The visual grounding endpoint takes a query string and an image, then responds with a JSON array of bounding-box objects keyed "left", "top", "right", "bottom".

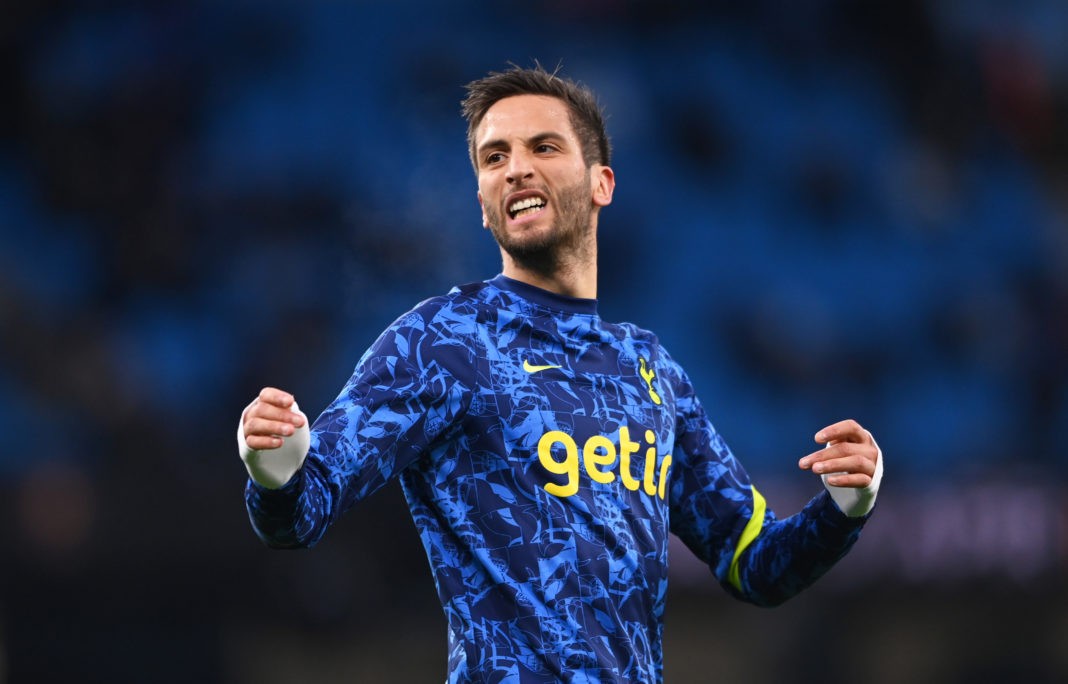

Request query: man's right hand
[{"left": 242, "top": 387, "right": 307, "bottom": 451}]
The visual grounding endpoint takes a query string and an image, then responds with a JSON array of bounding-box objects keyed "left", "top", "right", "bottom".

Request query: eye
[
  {"left": 535, "top": 143, "right": 558, "bottom": 154},
  {"left": 484, "top": 152, "right": 505, "bottom": 166}
]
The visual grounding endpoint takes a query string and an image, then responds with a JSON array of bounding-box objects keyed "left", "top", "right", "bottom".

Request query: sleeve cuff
[{"left": 237, "top": 400, "right": 310, "bottom": 489}]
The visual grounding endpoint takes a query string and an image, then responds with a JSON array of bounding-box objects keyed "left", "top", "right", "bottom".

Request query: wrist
[
  {"left": 822, "top": 431, "right": 883, "bottom": 518},
  {"left": 237, "top": 401, "right": 310, "bottom": 489}
]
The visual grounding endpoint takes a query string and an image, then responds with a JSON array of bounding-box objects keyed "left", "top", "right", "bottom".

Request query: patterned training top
[{"left": 245, "top": 274, "right": 867, "bottom": 683}]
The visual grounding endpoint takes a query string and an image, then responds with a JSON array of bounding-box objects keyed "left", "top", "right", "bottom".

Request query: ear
[
  {"left": 477, "top": 191, "right": 489, "bottom": 228},
  {"left": 591, "top": 165, "right": 615, "bottom": 208}
]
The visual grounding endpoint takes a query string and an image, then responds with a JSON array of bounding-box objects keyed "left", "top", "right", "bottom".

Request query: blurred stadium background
[{"left": 1, "top": 1, "right": 1065, "bottom": 682}]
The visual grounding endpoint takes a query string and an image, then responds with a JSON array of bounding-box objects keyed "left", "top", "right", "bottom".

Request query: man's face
[{"left": 474, "top": 95, "right": 612, "bottom": 268}]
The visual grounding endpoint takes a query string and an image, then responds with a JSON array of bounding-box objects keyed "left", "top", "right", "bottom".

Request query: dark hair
[{"left": 461, "top": 63, "right": 611, "bottom": 172}]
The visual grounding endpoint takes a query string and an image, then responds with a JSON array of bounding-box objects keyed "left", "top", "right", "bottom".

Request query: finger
[
  {"left": 244, "top": 416, "right": 298, "bottom": 440},
  {"left": 246, "top": 434, "right": 286, "bottom": 451},
  {"left": 798, "top": 442, "right": 873, "bottom": 470},
  {"left": 821, "top": 472, "right": 873, "bottom": 488},
  {"left": 258, "top": 387, "right": 297, "bottom": 409},
  {"left": 248, "top": 401, "right": 306, "bottom": 427},
  {"left": 814, "top": 419, "right": 869, "bottom": 445},
  {"left": 805, "top": 452, "right": 875, "bottom": 478}
]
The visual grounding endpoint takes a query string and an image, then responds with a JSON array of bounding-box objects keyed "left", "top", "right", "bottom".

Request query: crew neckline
[{"left": 488, "top": 274, "right": 599, "bottom": 316}]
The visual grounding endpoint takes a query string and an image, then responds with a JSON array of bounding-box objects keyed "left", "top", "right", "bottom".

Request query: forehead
[{"left": 475, "top": 94, "right": 577, "bottom": 146}]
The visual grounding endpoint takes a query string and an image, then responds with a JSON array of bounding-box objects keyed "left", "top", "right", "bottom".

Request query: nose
[{"left": 505, "top": 149, "right": 534, "bottom": 184}]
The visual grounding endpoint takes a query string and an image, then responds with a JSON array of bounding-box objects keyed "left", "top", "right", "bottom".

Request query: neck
[
  {"left": 501, "top": 260, "right": 597, "bottom": 300},
  {"left": 500, "top": 223, "right": 598, "bottom": 299}
]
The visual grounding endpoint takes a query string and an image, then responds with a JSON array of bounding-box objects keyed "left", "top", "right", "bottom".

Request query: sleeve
[
  {"left": 244, "top": 304, "right": 473, "bottom": 549},
  {"left": 666, "top": 363, "right": 868, "bottom": 607}
]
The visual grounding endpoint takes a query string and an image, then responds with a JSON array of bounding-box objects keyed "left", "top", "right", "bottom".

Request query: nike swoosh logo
[{"left": 523, "top": 359, "right": 562, "bottom": 374}]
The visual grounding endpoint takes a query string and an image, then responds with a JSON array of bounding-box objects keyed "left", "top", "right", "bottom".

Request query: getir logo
[{"left": 537, "top": 426, "right": 672, "bottom": 499}]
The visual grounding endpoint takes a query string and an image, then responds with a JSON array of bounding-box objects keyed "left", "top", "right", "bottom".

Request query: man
[{"left": 238, "top": 65, "right": 883, "bottom": 683}]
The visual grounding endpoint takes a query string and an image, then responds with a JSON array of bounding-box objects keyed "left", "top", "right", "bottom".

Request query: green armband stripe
[{"left": 728, "top": 485, "right": 766, "bottom": 593}]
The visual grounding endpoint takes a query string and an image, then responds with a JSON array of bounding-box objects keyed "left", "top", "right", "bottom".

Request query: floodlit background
[{"left": 1, "top": 1, "right": 1065, "bottom": 682}]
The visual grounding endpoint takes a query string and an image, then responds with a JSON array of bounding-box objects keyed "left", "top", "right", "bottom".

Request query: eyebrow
[{"left": 476, "top": 131, "right": 570, "bottom": 160}]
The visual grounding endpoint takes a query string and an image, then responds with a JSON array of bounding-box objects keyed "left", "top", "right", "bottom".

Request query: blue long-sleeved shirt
[{"left": 245, "top": 275, "right": 869, "bottom": 682}]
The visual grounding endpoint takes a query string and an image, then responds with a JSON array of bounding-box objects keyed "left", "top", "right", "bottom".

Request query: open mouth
[{"left": 508, "top": 196, "right": 547, "bottom": 220}]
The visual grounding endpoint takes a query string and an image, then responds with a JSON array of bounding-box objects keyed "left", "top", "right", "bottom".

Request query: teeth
[{"left": 508, "top": 197, "right": 546, "bottom": 217}]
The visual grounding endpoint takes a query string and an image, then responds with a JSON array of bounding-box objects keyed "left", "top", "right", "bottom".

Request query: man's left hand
[{"left": 798, "top": 419, "right": 879, "bottom": 488}]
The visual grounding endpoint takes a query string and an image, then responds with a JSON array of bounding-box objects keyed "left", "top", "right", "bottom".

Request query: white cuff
[
  {"left": 822, "top": 431, "right": 883, "bottom": 518},
  {"left": 237, "top": 400, "right": 310, "bottom": 489}
]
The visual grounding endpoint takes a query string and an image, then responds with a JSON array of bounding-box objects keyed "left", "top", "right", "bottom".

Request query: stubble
[{"left": 484, "top": 170, "right": 594, "bottom": 277}]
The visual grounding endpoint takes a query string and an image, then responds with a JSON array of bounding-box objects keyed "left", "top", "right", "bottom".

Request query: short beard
[{"left": 485, "top": 171, "right": 594, "bottom": 277}]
